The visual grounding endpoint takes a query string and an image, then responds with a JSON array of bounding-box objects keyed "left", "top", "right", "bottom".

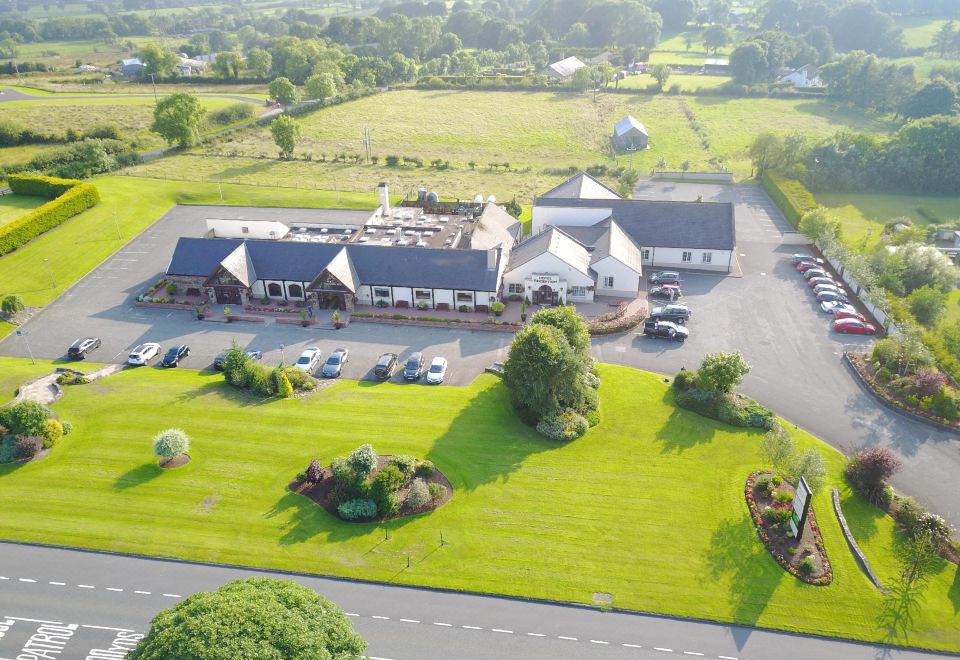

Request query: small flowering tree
[{"left": 153, "top": 428, "right": 190, "bottom": 461}]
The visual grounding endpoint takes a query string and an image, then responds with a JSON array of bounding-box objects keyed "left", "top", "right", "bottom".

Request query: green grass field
[
  {"left": 816, "top": 192, "right": 960, "bottom": 247},
  {"left": 895, "top": 16, "right": 953, "bottom": 49},
  {"left": 0, "top": 363, "right": 956, "bottom": 651},
  {"left": 0, "top": 194, "right": 44, "bottom": 227},
  {"left": 0, "top": 175, "right": 380, "bottom": 339},
  {"left": 616, "top": 73, "right": 733, "bottom": 92},
  {"left": 0, "top": 357, "right": 103, "bottom": 402}
]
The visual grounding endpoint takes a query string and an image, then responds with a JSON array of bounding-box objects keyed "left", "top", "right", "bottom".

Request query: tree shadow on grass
[
  {"left": 877, "top": 575, "right": 928, "bottom": 645},
  {"left": 705, "top": 514, "right": 785, "bottom": 646},
  {"left": 950, "top": 567, "right": 960, "bottom": 614},
  {"left": 653, "top": 388, "right": 719, "bottom": 454},
  {"left": 113, "top": 462, "right": 163, "bottom": 490},
  {"left": 425, "top": 381, "right": 560, "bottom": 492},
  {"left": 174, "top": 378, "right": 277, "bottom": 408}
]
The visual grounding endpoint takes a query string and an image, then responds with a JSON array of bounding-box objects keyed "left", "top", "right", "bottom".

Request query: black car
[
  {"left": 650, "top": 304, "right": 692, "bottom": 323},
  {"left": 374, "top": 353, "right": 398, "bottom": 380},
  {"left": 649, "top": 285, "right": 682, "bottom": 300},
  {"left": 161, "top": 344, "right": 190, "bottom": 367},
  {"left": 403, "top": 352, "right": 425, "bottom": 381},
  {"left": 642, "top": 320, "right": 689, "bottom": 342},
  {"left": 321, "top": 348, "right": 349, "bottom": 378},
  {"left": 213, "top": 349, "right": 262, "bottom": 370},
  {"left": 67, "top": 336, "right": 101, "bottom": 360}
]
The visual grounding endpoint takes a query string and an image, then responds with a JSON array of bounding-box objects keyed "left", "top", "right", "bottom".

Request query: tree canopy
[
  {"left": 151, "top": 93, "right": 205, "bottom": 148},
  {"left": 270, "top": 114, "right": 302, "bottom": 158},
  {"left": 129, "top": 578, "right": 366, "bottom": 660},
  {"left": 268, "top": 77, "right": 301, "bottom": 107}
]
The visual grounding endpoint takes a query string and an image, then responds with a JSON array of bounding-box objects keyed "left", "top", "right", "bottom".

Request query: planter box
[
  {"left": 276, "top": 317, "right": 318, "bottom": 326},
  {"left": 134, "top": 301, "right": 196, "bottom": 311},
  {"left": 351, "top": 315, "right": 520, "bottom": 333},
  {"left": 224, "top": 315, "right": 265, "bottom": 323}
]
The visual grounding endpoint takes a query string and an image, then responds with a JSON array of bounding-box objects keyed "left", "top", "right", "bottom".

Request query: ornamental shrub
[
  {"left": 305, "top": 459, "right": 323, "bottom": 483},
  {"left": 282, "top": 366, "right": 314, "bottom": 391},
  {"left": 41, "top": 418, "right": 63, "bottom": 449},
  {"left": 909, "top": 368, "right": 948, "bottom": 398},
  {"left": 347, "top": 444, "right": 377, "bottom": 479},
  {"left": 428, "top": 482, "right": 446, "bottom": 502},
  {"left": 845, "top": 447, "right": 901, "bottom": 504},
  {"left": 0, "top": 436, "right": 16, "bottom": 463},
  {"left": 774, "top": 490, "right": 793, "bottom": 504},
  {"left": 582, "top": 372, "right": 600, "bottom": 389},
  {"left": 405, "top": 478, "right": 430, "bottom": 509},
  {"left": 672, "top": 369, "right": 696, "bottom": 391},
  {"left": 897, "top": 496, "right": 926, "bottom": 536},
  {"left": 16, "top": 435, "right": 43, "bottom": 460},
  {"left": 931, "top": 387, "right": 960, "bottom": 420},
  {"left": 337, "top": 499, "right": 377, "bottom": 520},
  {"left": 153, "top": 428, "right": 190, "bottom": 459},
  {"left": 916, "top": 513, "right": 953, "bottom": 547},
  {"left": 274, "top": 368, "right": 294, "bottom": 397},
  {"left": 389, "top": 454, "right": 416, "bottom": 476},
  {"left": 413, "top": 460, "right": 435, "bottom": 479},
  {"left": 371, "top": 465, "right": 404, "bottom": 515},
  {"left": 798, "top": 557, "right": 815, "bottom": 575},
  {"left": 0, "top": 400, "right": 53, "bottom": 437},
  {"left": 536, "top": 408, "right": 588, "bottom": 441},
  {"left": 61, "top": 421, "right": 73, "bottom": 436}
]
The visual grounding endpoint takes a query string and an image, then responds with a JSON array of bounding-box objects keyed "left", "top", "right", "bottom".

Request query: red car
[
  {"left": 833, "top": 318, "right": 876, "bottom": 335},
  {"left": 833, "top": 308, "right": 866, "bottom": 322},
  {"left": 797, "top": 261, "right": 823, "bottom": 273},
  {"left": 807, "top": 276, "right": 838, "bottom": 288}
]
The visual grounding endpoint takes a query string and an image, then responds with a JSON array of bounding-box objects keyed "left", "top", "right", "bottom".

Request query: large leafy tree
[
  {"left": 899, "top": 243, "right": 957, "bottom": 292},
  {"left": 901, "top": 77, "right": 957, "bottom": 119},
  {"left": 695, "top": 351, "right": 751, "bottom": 393},
  {"left": 529, "top": 305, "right": 591, "bottom": 358},
  {"left": 729, "top": 41, "right": 768, "bottom": 85},
  {"left": 270, "top": 115, "right": 302, "bottom": 159},
  {"left": 129, "top": 578, "right": 366, "bottom": 660},
  {"left": 246, "top": 47, "right": 273, "bottom": 77},
  {"left": 701, "top": 24, "right": 730, "bottom": 54},
  {"left": 213, "top": 52, "right": 243, "bottom": 80},
  {"left": 268, "top": 77, "right": 301, "bottom": 108},
  {"left": 305, "top": 72, "right": 337, "bottom": 100},
  {"left": 138, "top": 44, "right": 179, "bottom": 78},
  {"left": 151, "top": 93, "right": 205, "bottom": 148}
]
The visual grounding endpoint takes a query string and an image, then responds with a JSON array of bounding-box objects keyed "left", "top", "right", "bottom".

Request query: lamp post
[
  {"left": 43, "top": 257, "right": 56, "bottom": 288},
  {"left": 15, "top": 329, "right": 35, "bottom": 365},
  {"left": 279, "top": 343, "right": 285, "bottom": 366}
]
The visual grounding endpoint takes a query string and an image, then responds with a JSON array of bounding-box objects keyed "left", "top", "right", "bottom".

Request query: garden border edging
[{"left": 831, "top": 488, "right": 885, "bottom": 593}]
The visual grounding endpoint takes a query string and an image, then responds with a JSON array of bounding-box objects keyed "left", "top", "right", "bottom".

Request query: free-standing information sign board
[{"left": 788, "top": 476, "right": 812, "bottom": 539}]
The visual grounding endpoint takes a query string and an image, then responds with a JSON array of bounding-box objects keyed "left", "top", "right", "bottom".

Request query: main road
[{"left": 0, "top": 542, "right": 951, "bottom": 660}]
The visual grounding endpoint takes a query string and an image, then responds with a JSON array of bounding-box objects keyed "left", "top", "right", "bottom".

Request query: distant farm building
[
  {"left": 776, "top": 64, "right": 823, "bottom": 88},
  {"left": 612, "top": 116, "right": 649, "bottom": 151},
  {"left": 543, "top": 56, "right": 586, "bottom": 81},
  {"left": 120, "top": 58, "right": 144, "bottom": 77},
  {"left": 704, "top": 58, "right": 729, "bottom": 75}
]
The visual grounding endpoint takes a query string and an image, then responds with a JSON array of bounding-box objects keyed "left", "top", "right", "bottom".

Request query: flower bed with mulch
[
  {"left": 745, "top": 471, "right": 833, "bottom": 585},
  {"left": 289, "top": 455, "right": 452, "bottom": 523},
  {"left": 846, "top": 352, "right": 960, "bottom": 432},
  {"left": 587, "top": 302, "right": 647, "bottom": 336},
  {"left": 351, "top": 313, "right": 521, "bottom": 333}
]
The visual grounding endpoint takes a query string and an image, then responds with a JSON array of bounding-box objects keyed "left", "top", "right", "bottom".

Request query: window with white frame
[
  {"left": 414, "top": 289, "right": 431, "bottom": 300},
  {"left": 642, "top": 249, "right": 650, "bottom": 261},
  {"left": 373, "top": 288, "right": 390, "bottom": 298},
  {"left": 508, "top": 283, "right": 523, "bottom": 294},
  {"left": 682, "top": 251, "right": 692, "bottom": 263},
  {"left": 702, "top": 251, "right": 712, "bottom": 264},
  {"left": 456, "top": 292, "right": 473, "bottom": 302},
  {"left": 602, "top": 276, "right": 614, "bottom": 288},
  {"left": 570, "top": 286, "right": 588, "bottom": 297}
]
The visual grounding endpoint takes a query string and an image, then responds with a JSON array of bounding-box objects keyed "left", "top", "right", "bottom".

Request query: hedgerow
[{"left": 0, "top": 174, "right": 100, "bottom": 255}]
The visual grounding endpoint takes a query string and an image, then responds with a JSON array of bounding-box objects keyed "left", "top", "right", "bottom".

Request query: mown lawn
[
  {"left": 0, "top": 356, "right": 103, "bottom": 402},
  {"left": 0, "top": 175, "right": 380, "bottom": 339},
  {"left": 0, "top": 363, "right": 956, "bottom": 651},
  {"left": 816, "top": 191, "right": 960, "bottom": 248},
  {"left": 894, "top": 16, "right": 952, "bottom": 49},
  {"left": 0, "top": 194, "right": 44, "bottom": 227}
]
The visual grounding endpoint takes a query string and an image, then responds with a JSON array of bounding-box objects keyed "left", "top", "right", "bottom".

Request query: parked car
[
  {"left": 816, "top": 290, "right": 850, "bottom": 304},
  {"left": 807, "top": 276, "right": 839, "bottom": 289},
  {"left": 213, "top": 349, "right": 262, "bottom": 370},
  {"left": 797, "top": 261, "right": 823, "bottom": 273},
  {"left": 813, "top": 283, "right": 846, "bottom": 296},
  {"left": 127, "top": 342, "right": 161, "bottom": 366},
  {"left": 649, "top": 271, "right": 681, "bottom": 285},
  {"left": 160, "top": 344, "right": 190, "bottom": 367},
  {"left": 67, "top": 336, "right": 101, "bottom": 360},
  {"left": 403, "top": 351, "right": 425, "bottom": 381},
  {"left": 642, "top": 319, "right": 689, "bottom": 342},
  {"left": 792, "top": 254, "right": 824, "bottom": 265},
  {"left": 374, "top": 353, "right": 398, "bottom": 380},
  {"left": 820, "top": 300, "right": 849, "bottom": 314},
  {"left": 426, "top": 356, "right": 448, "bottom": 384},
  {"left": 321, "top": 348, "right": 349, "bottom": 378},
  {"left": 833, "top": 318, "right": 877, "bottom": 335},
  {"left": 649, "top": 284, "right": 682, "bottom": 300},
  {"left": 802, "top": 268, "right": 828, "bottom": 280},
  {"left": 833, "top": 307, "right": 866, "bottom": 322},
  {"left": 294, "top": 347, "right": 322, "bottom": 373},
  {"left": 650, "top": 304, "right": 692, "bottom": 323}
]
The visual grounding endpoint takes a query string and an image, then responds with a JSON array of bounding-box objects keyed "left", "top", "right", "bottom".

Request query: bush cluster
[
  {"left": 0, "top": 175, "right": 100, "bottom": 256},
  {"left": 536, "top": 409, "right": 589, "bottom": 442},
  {"left": 0, "top": 400, "right": 67, "bottom": 463},
  {"left": 208, "top": 103, "right": 255, "bottom": 126},
  {"left": 220, "top": 343, "right": 314, "bottom": 397},
  {"left": 761, "top": 172, "right": 817, "bottom": 228},
  {"left": 337, "top": 499, "right": 377, "bottom": 520},
  {"left": 845, "top": 447, "right": 901, "bottom": 506}
]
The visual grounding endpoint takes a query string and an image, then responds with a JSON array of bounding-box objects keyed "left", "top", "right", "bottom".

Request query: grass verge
[{"left": 0, "top": 363, "right": 955, "bottom": 651}]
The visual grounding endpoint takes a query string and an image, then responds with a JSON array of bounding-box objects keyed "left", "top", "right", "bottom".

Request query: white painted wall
[
  {"left": 592, "top": 256, "right": 642, "bottom": 298},
  {"left": 503, "top": 252, "right": 595, "bottom": 302},
  {"left": 391, "top": 286, "right": 413, "bottom": 307},
  {"left": 356, "top": 285, "right": 373, "bottom": 305},
  {"left": 207, "top": 219, "right": 289, "bottom": 240},
  {"left": 531, "top": 205, "right": 611, "bottom": 234},
  {"left": 251, "top": 281, "right": 265, "bottom": 298},
  {"left": 645, "top": 247, "right": 732, "bottom": 272}
]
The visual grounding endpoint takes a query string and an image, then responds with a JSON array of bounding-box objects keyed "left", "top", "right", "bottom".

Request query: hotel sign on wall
[
  {"left": 531, "top": 274, "right": 560, "bottom": 285},
  {"left": 788, "top": 476, "right": 812, "bottom": 539}
]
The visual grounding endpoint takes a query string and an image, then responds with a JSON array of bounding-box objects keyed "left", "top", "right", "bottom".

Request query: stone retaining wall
[{"left": 831, "top": 488, "right": 885, "bottom": 593}]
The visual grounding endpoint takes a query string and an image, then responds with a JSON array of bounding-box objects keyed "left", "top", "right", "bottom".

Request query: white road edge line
[
  {"left": 82, "top": 625, "right": 135, "bottom": 632},
  {"left": 6, "top": 616, "right": 63, "bottom": 625},
  {"left": 432, "top": 622, "right": 452, "bottom": 627},
  {"left": 491, "top": 629, "right": 513, "bottom": 634}
]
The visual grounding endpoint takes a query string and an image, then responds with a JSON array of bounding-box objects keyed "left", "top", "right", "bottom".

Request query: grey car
[
  {"left": 321, "top": 348, "right": 349, "bottom": 378},
  {"left": 403, "top": 351, "right": 425, "bottom": 381}
]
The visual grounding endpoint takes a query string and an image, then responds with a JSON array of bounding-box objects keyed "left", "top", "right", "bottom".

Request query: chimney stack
[{"left": 377, "top": 182, "right": 389, "bottom": 215}]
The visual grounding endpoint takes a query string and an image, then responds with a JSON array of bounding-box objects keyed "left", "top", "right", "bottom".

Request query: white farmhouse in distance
[
  {"left": 543, "top": 56, "right": 586, "bottom": 81},
  {"left": 776, "top": 64, "right": 823, "bottom": 88}
]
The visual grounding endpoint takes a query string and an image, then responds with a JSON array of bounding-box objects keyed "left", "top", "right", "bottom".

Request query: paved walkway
[{"left": 11, "top": 363, "right": 126, "bottom": 406}]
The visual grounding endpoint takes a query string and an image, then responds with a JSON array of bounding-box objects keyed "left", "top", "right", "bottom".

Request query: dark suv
[
  {"left": 403, "top": 352, "right": 425, "bottom": 381},
  {"left": 642, "top": 320, "right": 689, "bottom": 342},
  {"left": 67, "top": 336, "right": 101, "bottom": 360},
  {"left": 374, "top": 353, "right": 398, "bottom": 380},
  {"left": 161, "top": 344, "right": 190, "bottom": 367},
  {"left": 650, "top": 304, "right": 692, "bottom": 323}
]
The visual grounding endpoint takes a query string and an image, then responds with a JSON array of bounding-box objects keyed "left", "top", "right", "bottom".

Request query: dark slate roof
[
  {"left": 166, "top": 237, "right": 240, "bottom": 276},
  {"left": 167, "top": 238, "right": 502, "bottom": 291},
  {"left": 534, "top": 197, "right": 736, "bottom": 250}
]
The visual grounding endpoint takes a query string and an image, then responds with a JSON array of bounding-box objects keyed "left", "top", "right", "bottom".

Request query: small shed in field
[{"left": 612, "top": 115, "right": 649, "bottom": 151}]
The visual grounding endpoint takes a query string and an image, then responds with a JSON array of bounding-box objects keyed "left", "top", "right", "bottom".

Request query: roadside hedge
[
  {"left": 0, "top": 175, "right": 100, "bottom": 255},
  {"left": 762, "top": 172, "right": 817, "bottom": 228}
]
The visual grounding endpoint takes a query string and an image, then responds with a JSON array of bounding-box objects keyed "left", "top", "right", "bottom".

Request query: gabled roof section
[
  {"left": 166, "top": 237, "right": 240, "bottom": 277},
  {"left": 547, "top": 56, "right": 586, "bottom": 78},
  {"left": 614, "top": 115, "right": 648, "bottom": 137},
  {"left": 535, "top": 197, "right": 735, "bottom": 250},
  {"left": 592, "top": 219, "right": 643, "bottom": 271},
  {"left": 539, "top": 171, "right": 622, "bottom": 201},
  {"left": 320, "top": 247, "right": 359, "bottom": 292},
  {"left": 505, "top": 227, "right": 592, "bottom": 277},
  {"left": 220, "top": 243, "right": 257, "bottom": 287}
]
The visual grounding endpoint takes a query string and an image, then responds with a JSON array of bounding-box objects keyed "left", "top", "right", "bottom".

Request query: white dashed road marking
[
  {"left": 77, "top": 584, "right": 95, "bottom": 589},
  {"left": 462, "top": 625, "right": 482, "bottom": 630},
  {"left": 623, "top": 643, "right": 643, "bottom": 648},
  {"left": 527, "top": 632, "right": 546, "bottom": 637},
  {"left": 590, "top": 639, "right": 609, "bottom": 645},
  {"left": 49, "top": 581, "right": 65, "bottom": 586},
  {"left": 162, "top": 593, "right": 181, "bottom": 598},
  {"left": 491, "top": 628, "right": 513, "bottom": 634},
  {"left": 683, "top": 652, "right": 704, "bottom": 657},
  {"left": 134, "top": 590, "right": 151, "bottom": 595},
  {"left": 18, "top": 578, "right": 36, "bottom": 583},
  {"left": 371, "top": 615, "right": 390, "bottom": 620},
  {"left": 558, "top": 636, "right": 578, "bottom": 641},
  {"left": 399, "top": 618, "right": 420, "bottom": 624},
  {"left": 433, "top": 622, "right": 452, "bottom": 627},
  {"left": 106, "top": 587, "right": 124, "bottom": 592}
]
